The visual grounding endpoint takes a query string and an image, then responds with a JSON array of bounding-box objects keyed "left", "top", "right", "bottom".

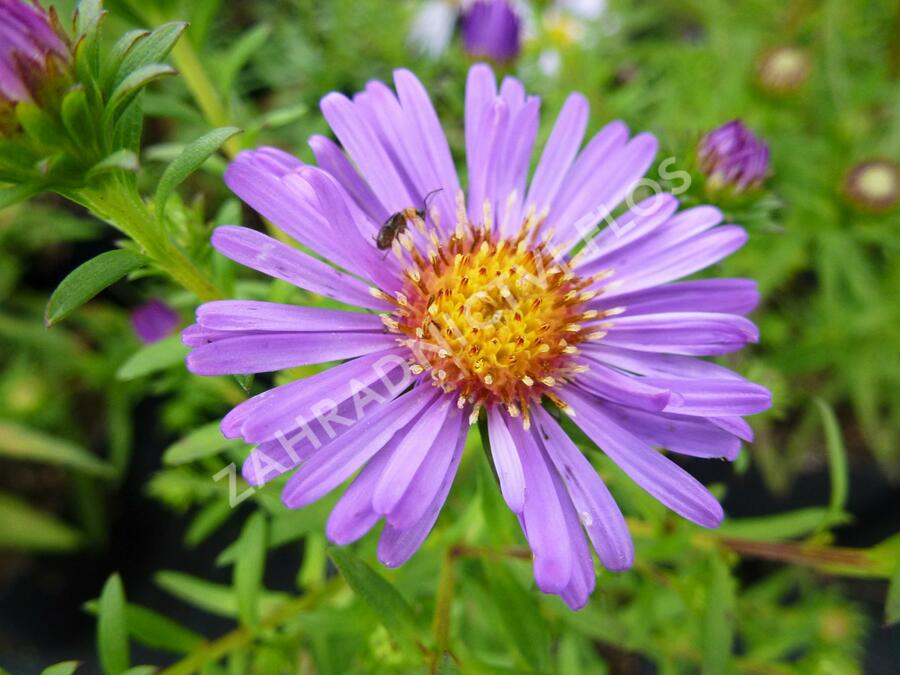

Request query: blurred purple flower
[
  {"left": 184, "top": 65, "right": 770, "bottom": 610},
  {"left": 0, "top": 0, "right": 69, "bottom": 106},
  {"left": 132, "top": 300, "right": 180, "bottom": 344},
  {"left": 460, "top": 0, "right": 522, "bottom": 62},
  {"left": 698, "top": 120, "right": 770, "bottom": 193}
]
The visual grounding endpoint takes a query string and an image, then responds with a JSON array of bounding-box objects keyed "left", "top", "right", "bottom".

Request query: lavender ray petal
[{"left": 486, "top": 407, "right": 526, "bottom": 513}]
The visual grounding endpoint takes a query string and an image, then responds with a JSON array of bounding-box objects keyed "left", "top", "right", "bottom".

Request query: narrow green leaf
[
  {"left": 97, "top": 573, "right": 130, "bottom": 675},
  {"left": 163, "top": 421, "right": 242, "bottom": 466},
  {"left": 154, "top": 127, "right": 241, "bottom": 219},
  {"left": 45, "top": 249, "right": 144, "bottom": 325},
  {"left": 116, "top": 335, "right": 188, "bottom": 381},
  {"left": 87, "top": 150, "right": 140, "bottom": 180},
  {"left": 886, "top": 560, "right": 900, "bottom": 625},
  {"left": 16, "top": 102, "right": 64, "bottom": 147},
  {"left": 114, "top": 22, "right": 187, "bottom": 90},
  {"left": 0, "top": 491, "right": 82, "bottom": 552},
  {"left": 61, "top": 86, "right": 95, "bottom": 151},
  {"left": 701, "top": 554, "right": 736, "bottom": 675},
  {"left": 217, "top": 24, "right": 271, "bottom": 93},
  {"left": 481, "top": 561, "right": 550, "bottom": 670},
  {"left": 327, "top": 547, "right": 420, "bottom": 645},
  {"left": 235, "top": 512, "right": 268, "bottom": 627},
  {"left": 0, "top": 421, "right": 115, "bottom": 478},
  {"left": 105, "top": 64, "right": 176, "bottom": 124},
  {"left": 814, "top": 398, "right": 849, "bottom": 522},
  {"left": 121, "top": 668, "right": 155, "bottom": 675},
  {"left": 100, "top": 29, "right": 149, "bottom": 94},
  {"left": 185, "top": 499, "right": 234, "bottom": 547},
  {"left": 84, "top": 600, "right": 204, "bottom": 653},
  {"left": 74, "top": 0, "right": 104, "bottom": 35},
  {"left": 717, "top": 507, "right": 850, "bottom": 540},
  {"left": 155, "top": 570, "right": 287, "bottom": 619},
  {"left": 0, "top": 183, "right": 41, "bottom": 210},
  {"left": 41, "top": 662, "right": 80, "bottom": 675}
]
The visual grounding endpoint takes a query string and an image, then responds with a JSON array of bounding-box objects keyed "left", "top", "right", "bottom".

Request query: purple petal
[
  {"left": 588, "top": 279, "right": 760, "bottom": 317},
  {"left": 486, "top": 408, "right": 526, "bottom": 513},
  {"left": 574, "top": 361, "right": 672, "bottom": 411},
  {"left": 600, "top": 311, "right": 759, "bottom": 356},
  {"left": 562, "top": 387, "right": 725, "bottom": 528},
  {"left": 377, "top": 427, "right": 465, "bottom": 567},
  {"left": 281, "top": 385, "right": 437, "bottom": 508},
  {"left": 582, "top": 344, "right": 745, "bottom": 381},
  {"left": 644, "top": 377, "right": 772, "bottom": 417},
  {"left": 186, "top": 332, "right": 398, "bottom": 376},
  {"left": 325, "top": 426, "right": 407, "bottom": 545},
  {"left": 372, "top": 395, "right": 456, "bottom": 516},
  {"left": 549, "top": 466, "right": 596, "bottom": 610},
  {"left": 131, "top": 299, "right": 180, "bottom": 344},
  {"left": 599, "top": 401, "right": 743, "bottom": 460},
  {"left": 309, "top": 134, "right": 389, "bottom": 226},
  {"left": 196, "top": 301, "right": 383, "bottom": 333},
  {"left": 508, "top": 419, "right": 573, "bottom": 594},
  {"left": 532, "top": 406, "right": 634, "bottom": 571},
  {"left": 211, "top": 226, "right": 389, "bottom": 311},
  {"left": 387, "top": 410, "right": 468, "bottom": 529},
  {"left": 223, "top": 349, "right": 410, "bottom": 442},
  {"left": 526, "top": 93, "right": 589, "bottom": 214},
  {"left": 600, "top": 226, "right": 749, "bottom": 295}
]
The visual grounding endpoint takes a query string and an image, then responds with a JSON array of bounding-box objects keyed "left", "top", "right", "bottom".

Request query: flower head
[
  {"left": 132, "top": 300, "right": 180, "bottom": 344},
  {"left": 0, "top": 0, "right": 69, "bottom": 123},
  {"left": 842, "top": 159, "right": 898, "bottom": 213},
  {"left": 184, "top": 64, "right": 770, "bottom": 610},
  {"left": 755, "top": 46, "right": 811, "bottom": 95},
  {"left": 460, "top": 0, "right": 522, "bottom": 63},
  {"left": 698, "top": 120, "right": 770, "bottom": 193}
]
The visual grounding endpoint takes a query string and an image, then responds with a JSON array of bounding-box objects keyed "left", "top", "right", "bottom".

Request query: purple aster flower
[
  {"left": 460, "top": 0, "right": 522, "bottom": 63},
  {"left": 132, "top": 299, "right": 180, "bottom": 344},
  {"left": 698, "top": 120, "right": 770, "bottom": 193},
  {"left": 184, "top": 64, "right": 770, "bottom": 610},
  {"left": 0, "top": 0, "right": 69, "bottom": 108}
]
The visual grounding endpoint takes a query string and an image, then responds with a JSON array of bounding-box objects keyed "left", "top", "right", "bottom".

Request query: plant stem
[
  {"left": 78, "top": 179, "right": 221, "bottom": 301},
  {"left": 167, "top": 38, "right": 242, "bottom": 159},
  {"left": 430, "top": 550, "right": 456, "bottom": 674}
]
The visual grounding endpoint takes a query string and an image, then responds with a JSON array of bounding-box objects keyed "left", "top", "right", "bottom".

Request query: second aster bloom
[
  {"left": 698, "top": 120, "right": 770, "bottom": 193},
  {"left": 0, "top": 0, "right": 69, "bottom": 117},
  {"left": 460, "top": 0, "right": 522, "bottom": 63},
  {"left": 184, "top": 65, "right": 770, "bottom": 609}
]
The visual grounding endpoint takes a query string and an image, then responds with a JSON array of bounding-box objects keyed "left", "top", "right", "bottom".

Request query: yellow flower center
[{"left": 378, "top": 206, "right": 605, "bottom": 426}]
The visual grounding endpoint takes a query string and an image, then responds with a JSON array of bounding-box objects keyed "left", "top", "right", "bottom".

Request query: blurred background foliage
[{"left": 0, "top": 0, "right": 898, "bottom": 673}]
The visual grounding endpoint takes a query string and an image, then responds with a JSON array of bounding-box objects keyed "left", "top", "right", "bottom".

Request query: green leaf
[
  {"left": 61, "top": 86, "right": 95, "bottom": 152},
  {"left": 87, "top": 150, "right": 141, "bottom": 180},
  {"left": 0, "top": 421, "right": 115, "bottom": 478},
  {"left": 185, "top": 499, "right": 234, "bottom": 547},
  {"left": 154, "top": 127, "right": 241, "bottom": 219},
  {"left": 163, "top": 421, "right": 243, "bottom": 466},
  {"left": 701, "top": 554, "right": 736, "bottom": 675},
  {"left": 114, "top": 23, "right": 188, "bottom": 90},
  {"left": 84, "top": 600, "right": 204, "bottom": 653},
  {"left": 886, "top": 560, "right": 900, "bottom": 625},
  {"left": 16, "top": 102, "right": 64, "bottom": 148},
  {"left": 717, "top": 507, "right": 850, "bottom": 540},
  {"left": 116, "top": 335, "right": 188, "bottom": 381},
  {"left": 41, "top": 662, "right": 81, "bottom": 675},
  {"left": 121, "top": 668, "right": 155, "bottom": 675},
  {"left": 814, "top": 398, "right": 849, "bottom": 523},
  {"left": 98, "top": 573, "right": 130, "bottom": 675},
  {"left": 155, "top": 570, "right": 288, "bottom": 619},
  {"left": 45, "top": 249, "right": 144, "bottom": 325},
  {"left": 327, "top": 547, "right": 421, "bottom": 645},
  {"left": 481, "top": 561, "right": 550, "bottom": 670},
  {"left": 100, "top": 29, "right": 149, "bottom": 94},
  {"left": 217, "top": 24, "right": 272, "bottom": 93},
  {"left": 235, "top": 512, "right": 268, "bottom": 627},
  {"left": 0, "top": 491, "right": 82, "bottom": 552},
  {"left": 105, "top": 64, "right": 176, "bottom": 124},
  {"left": 0, "top": 183, "right": 41, "bottom": 210},
  {"left": 74, "top": 0, "right": 104, "bottom": 36}
]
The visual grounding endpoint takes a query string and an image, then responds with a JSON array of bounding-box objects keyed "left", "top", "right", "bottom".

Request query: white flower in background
[
  {"left": 557, "top": 0, "right": 607, "bottom": 21},
  {"left": 408, "top": 0, "right": 458, "bottom": 58}
]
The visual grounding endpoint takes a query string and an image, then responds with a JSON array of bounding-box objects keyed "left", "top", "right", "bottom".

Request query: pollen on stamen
[{"left": 390, "top": 206, "right": 597, "bottom": 415}]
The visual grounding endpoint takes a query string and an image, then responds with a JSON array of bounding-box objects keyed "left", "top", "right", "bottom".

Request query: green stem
[
  {"left": 430, "top": 550, "right": 456, "bottom": 674},
  {"left": 79, "top": 179, "right": 221, "bottom": 301},
  {"left": 167, "top": 34, "right": 241, "bottom": 159}
]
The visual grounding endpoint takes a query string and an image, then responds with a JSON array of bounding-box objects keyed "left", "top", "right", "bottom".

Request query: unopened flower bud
[
  {"left": 460, "top": 0, "right": 522, "bottom": 63},
  {"left": 698, "top": 120, "right": 770, "bottom": 193},
  {"left": 842, "top": 159, "right": 899, "bottom": 213},
  {"left": 755, "top": 46, "right": 811, "bottom": 95}
]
